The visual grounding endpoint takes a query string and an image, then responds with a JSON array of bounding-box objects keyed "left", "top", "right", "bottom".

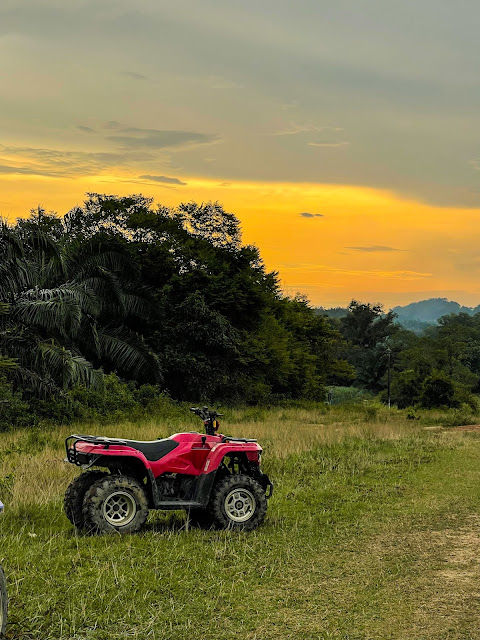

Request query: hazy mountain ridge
[
  {"left": 318, "top": 298, "right": 480, "bottom": 333},
  {"left": 392, "top": 298, "right": 480, "bottom": 324}
]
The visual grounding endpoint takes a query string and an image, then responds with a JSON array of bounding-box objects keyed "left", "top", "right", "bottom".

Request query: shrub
[
  {"left": 420, "top": 373, "right": 457, "bottom": 409},
  {"left": 0, "top": 377, "right": 31, "bottom": 431}
]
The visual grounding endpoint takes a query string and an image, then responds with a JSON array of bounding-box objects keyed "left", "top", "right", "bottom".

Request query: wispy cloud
[
  {"left": 207, "top": 75, "right": 244, "bottom": 89},
  {"left": 0, "top": 144, "right": 135, "bottom": 177},
  {"left": 274, "top": 123, "right": 349, "bottom": 149},
  {"left": 107, "top": 126, "right": 219, "bottom": 150},
  {"left": 0, "top": 120, "right": 220, "bottom": 180},
  {"left": 279, "top": 263, "right": 431, "bottom": 280},
  {"left": 0, "top": 164, "right": 53, "bottom": 177},
  {"left": 121, "top": 71, "right": 149, "bottom": 81},
  {"left": 299, "top": 212, "right": 324, "bottom": 218},
  {"left": 101, "top": 121, "right": 124, "bottom": 131},
  {"left": 346, "top": 245, "right": 402, "bottom": 252},
  {"left": 138, "top": 174, "right": 186, "bottom": 185},
  {"left": 279, "top": 100, "right": 299, "bottom": 111},
  {"left": 308, "top": 141, "right": 349, "bottom": 148},
  {"left": 274, "top": 123, "right": 343, "bottom": 137}
]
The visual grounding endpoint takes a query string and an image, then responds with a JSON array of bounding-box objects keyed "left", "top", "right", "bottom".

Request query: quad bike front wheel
[
  {"left": 83, "top": 475, "right": 149, "bottom": 534},
  {"left": 64, "top": 470, "right": 108, "bottom": 530},
  {"left": 209, "top": 474, "right": 267, "bottom": 531},
  {"left": 0, "top": 564, "right": 7, "bottom": 638}
]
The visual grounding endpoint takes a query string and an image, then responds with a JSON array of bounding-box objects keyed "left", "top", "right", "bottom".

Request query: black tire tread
[
  {"left": 64, "top": 470, "right": 107, "bottom": 529},
  {"left": 83, "top": 475, "right": 149, "bottom": 534},
  {"left": 209, "top": 474, "right": 267, "bottom": 531}
]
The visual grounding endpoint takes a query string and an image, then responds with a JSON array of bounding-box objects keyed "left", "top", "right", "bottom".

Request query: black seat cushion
[{"left": 123, "top": 438, "right": 179, "bottom": 462}]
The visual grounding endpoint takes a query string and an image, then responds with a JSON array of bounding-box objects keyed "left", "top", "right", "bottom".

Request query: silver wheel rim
[
  {"left": 224, "top": 488, "right": 256, "bottom": 523},
  {"left": 102, "top": 491, "right": 137, "bottom": 526}
]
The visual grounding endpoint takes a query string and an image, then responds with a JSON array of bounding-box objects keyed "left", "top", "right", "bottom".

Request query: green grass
[{"left": 2, "top": 406, "right": 480, "bottom": 638}]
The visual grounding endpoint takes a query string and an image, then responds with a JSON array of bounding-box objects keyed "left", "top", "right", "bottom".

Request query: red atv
[{"left": 64, "top": 407, "right": 273, "bottom": 534}]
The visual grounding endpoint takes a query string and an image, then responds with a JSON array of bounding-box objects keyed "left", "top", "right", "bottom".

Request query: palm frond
[
  {"left": 36, "top": 342, "right": 103, "bottom": 390},
  {"left": 97, "top": 328, "right": 162, "bottom": 382},
  {"left": 19, "top": 283, "right": 100, "bottom": 317},
  {"left": 119, "top": 293, "right": 151, "bottom": 319},
  {"left": 78, "top": 270, "right": 124, "bottom": 312},
  {"left": 8, "top": 366, "right": 60, "bottom": 399},
  {"left": 73, "top": 251, "right": 138, "bottom": 280},
  {"left": 12, "top": 296, "right": 82, "bottom": 338},
  {"left": 0, "top": 355, "right": 18, "bottom": 370}
]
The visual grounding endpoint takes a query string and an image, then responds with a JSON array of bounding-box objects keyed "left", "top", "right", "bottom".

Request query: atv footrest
[{"left": 155, "top": 500, "right": 204, "bottom": 511}]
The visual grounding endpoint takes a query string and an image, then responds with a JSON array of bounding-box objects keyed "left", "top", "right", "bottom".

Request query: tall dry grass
[{"left": 0, "top": 403, "right": 438, "bottom": 510}]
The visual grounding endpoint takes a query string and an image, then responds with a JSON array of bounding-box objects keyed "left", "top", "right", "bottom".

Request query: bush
[
  {"left": 439, "top": 405, "right": 477, "bottom": 427},
  {"left": 386, "top": 370, "right": 421, "bottom": 409},
  {"left": 0, "top": 377, "right": 31, "bottom": 431},
  {"left": 69, "top": 373, "right": 139, "bottom": 421},
  {"left": 420, "top": 373, "right": 457, "bottom": 409},
  {"left": 326, "top": 386, "right": 369, "bottom": 405}
]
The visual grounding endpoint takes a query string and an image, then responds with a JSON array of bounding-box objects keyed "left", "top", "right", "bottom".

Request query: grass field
[{"left": 2, "top": 404, "right": 480, "bottom": 639}]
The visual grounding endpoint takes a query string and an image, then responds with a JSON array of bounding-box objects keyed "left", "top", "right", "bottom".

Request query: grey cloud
[
  {"left": 0, "top": 164, "right": 53, "bottom": 177},
  {"left": 121, "top": 71, "right": 149, "bottom": 81},
  {"left": 308, "top": 141, "right": 349, "bottom": 148},
  {"left": 346, "top": 246, "right": 402, "bottom": 252},
  {"left": 108, "top": 128, "right": 219, "bottom": 150},
  {"left": 300, "top": 212, "right": 324, "bottom": 218},
  {"left": 273, "top": 123, "right": 349, "bottom": 149},
  {"left": 3, "top": 1, "right": 480, "bottom": 206},
  {"left": 77, "top": 125, "right": 95, "bottom": 133},
  {"left": 101, "top": 121, "right": 124, "bottom": 131},
  {"left": 138, "top": 174, "right": 186, "bottom": 185},
  {"left": 274, "top": 124, "right": 343, "bottom": 137},
  {"left": 0, "top": 145, "right": 133, "bottom": 177}
]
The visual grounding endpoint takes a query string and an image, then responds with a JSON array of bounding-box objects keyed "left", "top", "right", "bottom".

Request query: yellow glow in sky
[{"left": 2, "top": 172, "right": 479, "bottom": 309}]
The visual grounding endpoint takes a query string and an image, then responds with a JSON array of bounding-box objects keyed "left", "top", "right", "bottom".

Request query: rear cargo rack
[{"left": 65, "top": 434, "right": 129, "bottom": 467}]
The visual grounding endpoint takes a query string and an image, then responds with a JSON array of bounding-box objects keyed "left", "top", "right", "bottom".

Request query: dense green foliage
[
  {"left": 3, "top": 194, "right": 480, "bottom": 424},
  {"left": 322, "top": 302, "right": 480, "bottom": 410},
  {"left": 0, "top": 195, "right": 353, "bottom": 426}
]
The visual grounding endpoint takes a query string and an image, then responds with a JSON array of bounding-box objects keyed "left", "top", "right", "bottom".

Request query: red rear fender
[{"left": 74, "top": 441, "right": 153, "bottom": 470}]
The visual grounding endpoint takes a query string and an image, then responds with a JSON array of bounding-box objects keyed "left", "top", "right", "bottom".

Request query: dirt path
[{"left": 406, "top": 515, "right": 480, "bottom": 639}]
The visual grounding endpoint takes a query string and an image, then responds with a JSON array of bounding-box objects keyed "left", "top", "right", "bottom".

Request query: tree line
[
  {"left": 0, "top": 194, "right": 354, "bottom": 427},
  {"left": 322, "top": 301, "right": 480, "bottom": 410},
  {"left": 0, "top": 194, "right": 477, "bottom": 429}
]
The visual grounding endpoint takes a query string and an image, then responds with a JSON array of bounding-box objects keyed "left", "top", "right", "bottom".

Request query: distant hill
[
  {"left": 317, "top": 298, "right": 480, "bottom": 334},
  {"left": 392, "top": 298, "right": 480, "bottom": 325},
  {"left": 316, "top": 306, "right": 348, "bottom": 319}
]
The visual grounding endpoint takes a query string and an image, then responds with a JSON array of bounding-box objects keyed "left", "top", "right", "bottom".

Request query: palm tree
[{"left": 0, "top": 210, "right": 161, "bottom": 398}]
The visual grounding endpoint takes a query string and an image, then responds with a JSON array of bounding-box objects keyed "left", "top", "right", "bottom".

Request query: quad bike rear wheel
[
  {"left": 83, "top": 475, "right": 149, "bottom": 534},
  {"left": 209, "top": 474, "right": 267, "bottom": 531},
  {"left": 64, "top": 470, "right": 108, "bottom": 530},
  {"left": 0, "top": 564, "right": 7, "bottom": 638}
]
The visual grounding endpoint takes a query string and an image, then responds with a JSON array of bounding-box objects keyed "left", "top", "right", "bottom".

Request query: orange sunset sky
[{"left": 2, "top": 0, "right": 480, "bottom": 310}]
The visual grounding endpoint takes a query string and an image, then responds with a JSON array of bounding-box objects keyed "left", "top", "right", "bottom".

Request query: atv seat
[
  {"left": 122, "top": 438, "right": 179, "bottom": 462},
  {"left": 71, "top": 435, "right": 179, "bottom": 462}
]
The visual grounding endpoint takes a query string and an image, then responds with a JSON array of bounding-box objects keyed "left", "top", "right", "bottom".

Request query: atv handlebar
[
  {"left": 190, "top": 407, "right": 222, "bottom": 420},
  {"left": 190, "top": 407, "right": 222, "bottom": 435}
]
